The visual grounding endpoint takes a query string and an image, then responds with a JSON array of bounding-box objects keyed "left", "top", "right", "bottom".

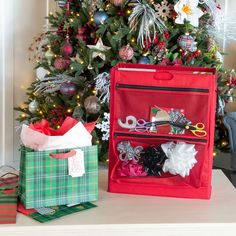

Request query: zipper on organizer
[
  {"left": 114, "top": 132, "right": 207, "bottom": 143},
  {"left": 116, "top": 83, "right": 209, "bottom": 93}
]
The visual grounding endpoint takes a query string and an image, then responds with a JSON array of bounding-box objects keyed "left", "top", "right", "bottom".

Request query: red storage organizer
[{"left": 108, "top": 63, "right": 217, "bottom": 199}]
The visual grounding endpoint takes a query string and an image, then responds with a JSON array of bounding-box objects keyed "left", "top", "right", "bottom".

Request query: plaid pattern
[
  {"left": 0, "top": 176, "right": 18, "bottom": 224},
  {"left": 18, "top": 146, "right": 98, "bottom": 209},
  {"left": 18, "top": 202, "right": 97, "bottom": 223}
]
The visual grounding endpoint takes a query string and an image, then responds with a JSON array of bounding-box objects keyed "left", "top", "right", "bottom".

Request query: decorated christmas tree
[{"left": 16, "top": 0, "right": 235, "bottom": 161}]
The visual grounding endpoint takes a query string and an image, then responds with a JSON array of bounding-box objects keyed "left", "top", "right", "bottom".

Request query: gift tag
[
  {"left": 68, "top": 150, "right": 85, "bottom": 177},
  {"left": 36, "top": 207, "right": 56, "bottom": 216}
]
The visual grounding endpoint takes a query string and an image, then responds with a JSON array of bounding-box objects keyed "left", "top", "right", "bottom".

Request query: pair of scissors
[
  {"left": 169, "top": 122, "right": 207, "bottom": 137},
  {"left": 146, "top": 121, "right": 207, "bottom": 137},
  {"left": 134, "top": 120, "right": 169, "bottom": 132}
]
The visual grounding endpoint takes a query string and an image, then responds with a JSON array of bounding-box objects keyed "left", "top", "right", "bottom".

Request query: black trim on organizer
[
  {"left": 116, "top": 83, "right": 209, "bottom": 93},
  {"left": 114, "top": 132, "right": 207, "bottom": 143}
]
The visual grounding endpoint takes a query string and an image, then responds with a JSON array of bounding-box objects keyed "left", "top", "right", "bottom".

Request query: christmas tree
[{"left": 16, "top": 0, "right": 234, "bottom": 161}]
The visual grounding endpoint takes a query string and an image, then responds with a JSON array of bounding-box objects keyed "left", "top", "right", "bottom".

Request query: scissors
[
  {"left": 170, "top": 122, "right": 207, "bottom": 137},
  {"left": 134, "top": 120, "right": 168, "bottom": 132},
  {"left": 118, "top": 116, "right": 207, "bottom": 137},
  {"left": 135, "top": 120, "right": 207, "bottom": 137}
]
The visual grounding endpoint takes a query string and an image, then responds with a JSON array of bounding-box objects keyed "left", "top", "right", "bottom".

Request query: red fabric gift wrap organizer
[{"left": 108, "top": 63, "right": 217, "bottom": 199}]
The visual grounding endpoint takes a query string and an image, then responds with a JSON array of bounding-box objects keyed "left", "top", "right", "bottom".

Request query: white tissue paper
[
  {"left": 20, "top": 122, "right": 92, "bottom": 151},
  {"left": 162, "top": 142, "right": 198, "bottom": 178}
]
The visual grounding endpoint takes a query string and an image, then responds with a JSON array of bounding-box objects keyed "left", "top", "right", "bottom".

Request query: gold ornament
[
  {"left": 45, "top": 47, "right": 55, "bottom": 65},
  {"left": 84, "top": 96, "right": 101, "bottom": 114}
]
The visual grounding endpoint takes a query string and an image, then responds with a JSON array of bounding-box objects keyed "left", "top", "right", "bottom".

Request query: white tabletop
[{"left": 1, "top": 169, "right": 236, "bottom": 236}]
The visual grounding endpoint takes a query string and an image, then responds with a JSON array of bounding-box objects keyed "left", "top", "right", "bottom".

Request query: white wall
[
  {"left": 0, "top": 0, "right": 57, "bottom": 167},
  {"left": 222, "top": 0, "right": 236, "bottom": 69},
  {"left": 0, "top": 0, "right": 14, "bottom": 166}
]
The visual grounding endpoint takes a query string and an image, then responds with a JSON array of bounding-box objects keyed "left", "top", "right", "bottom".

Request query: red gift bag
[
  {"left": 108, "top": 63, "right": 217, "bottom": 199},
  {"left": 0, "top": 175, "right": 18, "bottom": 224}
]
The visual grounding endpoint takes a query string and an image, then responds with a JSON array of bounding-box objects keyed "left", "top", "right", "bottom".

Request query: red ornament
[
  {"left": 153, "top": 35, "right": 159, "bottom": 44},
  {"left": 117, "top": 10, "right": 125, "bottom": 16},
  {"left": 76, "top": 26, "right": 88, "bottom": 42},
  {"left": 61, "top": 37, "right": 73, "bottom": 56},
  {"left": 119, "top": 45, "right": 134, "bottom": 61},
  {"left": 163, "top": 31, "right": 170, "bottom": 40},
  {"left": 54, "top": 57, "right": 70, "bottom": 70},
  {"left": 48, "top": 106, "right": 67, "bottom": 127},
  {"left": 57, "top": 22, "right": 73, "bottom": 37},
  {"left": 160, "top": 58, "right": 170, "bottom": 66},
  {"left": 158, "top": 41, "right": 166, "bottom": 48},
  {"left": 111, "top": 0, "right": 124, "bottom": 7}
]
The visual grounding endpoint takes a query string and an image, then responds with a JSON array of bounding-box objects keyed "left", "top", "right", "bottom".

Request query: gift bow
[{"left": 117, "top": 141, "right": 143, "bottom": 162}]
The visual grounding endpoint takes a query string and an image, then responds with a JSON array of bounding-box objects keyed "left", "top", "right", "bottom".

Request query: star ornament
[
  {"left": 174, "top": 0, "right": 204, "bottom": 27},
  {"left": 87, "top": 38, "right": 111, "bottom": 61}
]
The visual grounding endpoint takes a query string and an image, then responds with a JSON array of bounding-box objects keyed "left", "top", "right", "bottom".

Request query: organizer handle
[
  {"left": 49, "top": 150, "right": 76, "bottom": 159},
  {"left": 154, "top": 71, "right": 174, "bottom": 80}
]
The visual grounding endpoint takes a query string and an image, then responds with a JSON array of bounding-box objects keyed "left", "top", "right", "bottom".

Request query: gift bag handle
[
  {"left": 49, "top": 150, "right": 76, "bottom": 159},
  {"left": 154, "top": 71, "right": 174, "bottom": 80}
]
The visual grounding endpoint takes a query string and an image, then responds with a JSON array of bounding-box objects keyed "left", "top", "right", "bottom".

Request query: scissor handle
[
  {"left": 135, "top": 127, "right": 149, "bottom": 132},
  {"left": 195, "top": 122, "right": 205, "bottom": 130},
  {"left": 136, "top": 119, "right": 146, "bottom": 126},
  {"left": 190, "top": 129, "right": 207, "bottom": 137},
  {"left": 189, "top": 123, "right": 207, "bottom": 137}
]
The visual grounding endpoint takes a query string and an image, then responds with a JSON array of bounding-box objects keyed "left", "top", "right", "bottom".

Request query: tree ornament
[
  {"left": 84, "top": 96, "right": 101, "bottom": 114},
  {"left": 35, "top": 74, "right": 74, "bottom": 94},
  {"left": 94, "top": 11, "right": 109, "bottom": 25},
  {"left": 174, "top": 0, "right": 204, "bottom": 27},
  {"left": 87, "top": 38, "right": 111, "bottom": 60},
  {"left": 57, "top": 0, "right": 67, "bottom": 8},
  {"left": 128, "top": 0, "right": 137, "bottom": 7},
  {"left": 154, "top": 0, "right": 173, "bottom": 21},
  {"left": 57, "top": 22, "right": 73, "bottom": 38},
  {"left": 129, "top": 2, "right": 167, "bottom": 48},
  {"left": 151, "top": 45, "right": 166, "bottom": 61},
  {"left": 111, "top": 0, "right": 125, "bottom": 7},
  {"left": 36, "top": 67, "right": 49, "bottom": 81},
  {"left": 199, "top": 0, "right": 222, "bottom": 29},
  {"left": 61, "top": 36, "right": 73, "bottom": 56},
  {"left": 45, "top": 47, "right": 55, "bottom": 65},
  {"left": 138, "top": 56, "right": 150, "bottom": 64},
  {"left": 178, "top": 34, "right": 197, "bottom": 52},
  {"left": 119, "top": 44, "right": 134, "bottom": 61},
  {"left": 207, "top": 36, "right": 216, "bottom": 52},
  {"left": 96, "top": 112, "right": 110, "bottom": 140},
  {"left": 54, "top": 57, "right": 70, "bottom": 70},
  {"left": 60, "top": 82, "right": 78, "bottom": 96},
  {"left": 94, "top": 72, "right": 110, "bottom": 104},
  {"left": 65, "top": 0, "right": 71, "bottom": 16},
  {"left": 28, "top": 100, "right": 39, "bottom": 114},
  {"left": 76, "top": 26, "right": 88, "bottom": 42},
  {"left": 48, "top": 106, "right": 67, "bottom": 127}
]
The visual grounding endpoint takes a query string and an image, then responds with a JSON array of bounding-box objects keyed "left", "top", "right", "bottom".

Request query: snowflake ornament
[
  {"left": 174, "top": 0, "right": 204, "bottom": 27},
  {"left": 96, "top": 113, "right": 110, "bottom": 141},
  {"left": 154, "top": 0, "right": 173, "bottom": 21}
]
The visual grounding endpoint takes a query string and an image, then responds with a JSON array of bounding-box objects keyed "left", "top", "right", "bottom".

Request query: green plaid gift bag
[{"left": 18, "top": 146, "right": 98, "bottom": 209}]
